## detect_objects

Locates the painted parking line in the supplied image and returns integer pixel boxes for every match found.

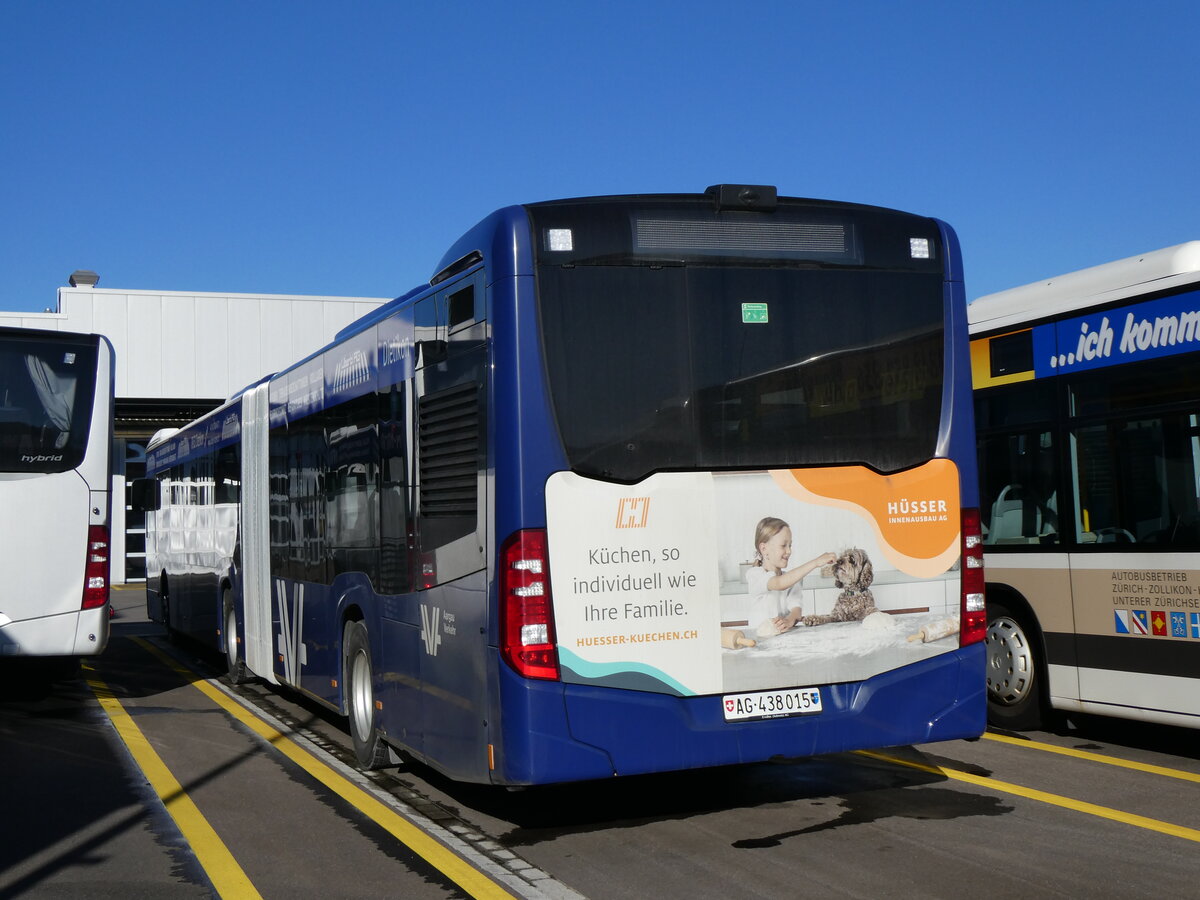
[982,731,1200,784]
[129,637,528,900]
[856,748,1200,844]
[84,664,262,899]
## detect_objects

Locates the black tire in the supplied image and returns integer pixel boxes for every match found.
[985,602,1045,730]
[160,578,177,643]
[344,621,390,769]
[223,589,249,685]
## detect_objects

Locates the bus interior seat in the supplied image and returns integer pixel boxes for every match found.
[988,484,1057,544]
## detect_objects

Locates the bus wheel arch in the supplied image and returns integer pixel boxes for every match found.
[343,618,390,770]
[222,584,249,684]
[985,584,1047,730]
[159,573,176,642]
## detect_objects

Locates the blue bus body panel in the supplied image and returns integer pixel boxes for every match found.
[935,218,979,508]
[412,572,491,781]
[491,643,984,784]
[435,206,533,283]
[492,663,618,784]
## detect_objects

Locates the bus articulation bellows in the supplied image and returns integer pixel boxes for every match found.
[139,186,985,785]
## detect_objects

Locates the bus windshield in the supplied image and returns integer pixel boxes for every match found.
[536,264,945,480]
[0,331,99,473]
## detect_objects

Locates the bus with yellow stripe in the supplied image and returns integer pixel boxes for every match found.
[971,242,1200,729]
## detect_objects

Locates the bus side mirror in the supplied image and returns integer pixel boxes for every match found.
[131,478,159,512]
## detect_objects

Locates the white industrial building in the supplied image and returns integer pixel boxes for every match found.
[0,271,389,583]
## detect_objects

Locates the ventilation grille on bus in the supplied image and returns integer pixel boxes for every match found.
[418,383,479,517]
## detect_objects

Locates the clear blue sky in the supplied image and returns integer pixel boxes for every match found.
[2,1,1197,313]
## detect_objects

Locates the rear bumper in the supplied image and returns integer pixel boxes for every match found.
[0,606,110,657]
[491,642,985,785]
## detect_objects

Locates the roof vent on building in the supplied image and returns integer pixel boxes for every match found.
[69,270,99,288]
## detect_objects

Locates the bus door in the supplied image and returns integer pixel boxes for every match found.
[976,402,1081,705]
[375,305,423,755]
[1069,412,1200,716]
[412,273,490,777]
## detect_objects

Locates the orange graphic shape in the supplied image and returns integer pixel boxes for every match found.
[770,460,961,577]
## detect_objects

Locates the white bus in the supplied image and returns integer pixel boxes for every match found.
[970,242,1200,729]
[0,326,115,660]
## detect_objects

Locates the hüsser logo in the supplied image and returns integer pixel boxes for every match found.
[887,498,949,516]
[615,497,650,529]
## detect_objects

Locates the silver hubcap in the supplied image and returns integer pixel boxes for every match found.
[350,649,373,742]
[986,615,1034,706]
[225,607,237,664]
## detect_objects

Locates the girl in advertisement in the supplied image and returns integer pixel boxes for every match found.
[747,516,836,638]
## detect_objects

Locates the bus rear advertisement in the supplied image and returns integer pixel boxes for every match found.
[141,186,985,785]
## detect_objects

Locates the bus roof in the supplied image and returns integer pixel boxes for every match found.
[968,241,1200,334]
[146,427,180,450]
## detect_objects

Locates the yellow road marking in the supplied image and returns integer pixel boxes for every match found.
[130,638,518,900]
[982,731,1200,784]
[857,748,1200,844]
[84,665,262,899]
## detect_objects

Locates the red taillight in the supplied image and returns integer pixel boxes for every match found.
[82,525,110,611]
[499,529,560,680]
[419,552,437,590]
[960,508,986,645]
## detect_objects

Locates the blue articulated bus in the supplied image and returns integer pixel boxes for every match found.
[140,185,986,785]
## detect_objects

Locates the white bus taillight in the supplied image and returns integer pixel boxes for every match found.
[82,525,110,610]
[499,529,560,680]
[960,508,986,645]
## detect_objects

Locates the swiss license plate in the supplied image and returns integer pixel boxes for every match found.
[722,687,823,722]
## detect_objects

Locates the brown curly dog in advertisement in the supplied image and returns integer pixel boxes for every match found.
[801,547,877,626]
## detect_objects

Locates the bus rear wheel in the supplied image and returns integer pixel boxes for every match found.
[344,621,390,770]
[985,602,1044,730]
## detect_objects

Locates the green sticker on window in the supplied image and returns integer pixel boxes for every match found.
[741,302,769,324]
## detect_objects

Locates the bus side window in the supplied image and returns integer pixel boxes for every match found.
[977,429,1059,545]
[378,382,413,595]
[447,280,485,345]
[1072,414,1200,546]
[415,294,446,367]
[131,477,159,512]
[292,417,328,583]
[268,426,290,572]
[215,445,240,504]
[325,392,380,583]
